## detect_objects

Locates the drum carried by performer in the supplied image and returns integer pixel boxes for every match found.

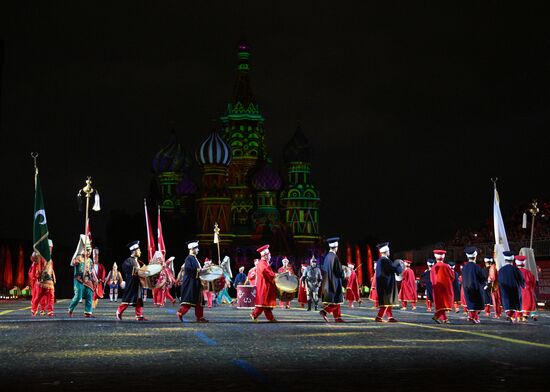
[277,257,297,309]
[177,240,209,323]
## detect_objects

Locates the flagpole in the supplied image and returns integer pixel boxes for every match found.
[214,223,221,264]
[80,178,94,268]
[528,200,539,249]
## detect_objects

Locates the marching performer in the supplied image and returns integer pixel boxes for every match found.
[498,251,525,323]
[278,257,295,309]
[217,256,234,305]
[116,241,148,321]
[177,240,208,323]
[461,247,486,323]
[201,258,215,308]
[30,239,56,317]
[368,263,378,307]
[245,259,259,285]
[375,242,402,322]
[345,261,361,308]
[250,245,277,322]
[459,265,468,314]
[486,256,502,318]
[68,235,97,318]
[430,249,454,324]
[398,260,417,310]
[516,255,536,322]
[162,256,178,305]
[92,247,106,309]
[421,259,434,311]
[105,262,123,302]
[320,237,346,323]
[482,257,493,316]
[298,263,308,308]
[448,261,461,313]
[302,257,322,311]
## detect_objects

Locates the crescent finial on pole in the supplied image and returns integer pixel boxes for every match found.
[31,152,39,172]
[491,177,498,188]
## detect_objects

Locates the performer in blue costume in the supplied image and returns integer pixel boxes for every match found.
[498,251,525,323]
[461,247,486,324]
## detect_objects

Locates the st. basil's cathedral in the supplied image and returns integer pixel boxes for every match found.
[150,42,321,265]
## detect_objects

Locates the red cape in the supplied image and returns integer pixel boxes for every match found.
[398,268,417,301]
[519,268,536,312]
[430,262,455,312]
[345,270,360,301]
[255,258,277,307]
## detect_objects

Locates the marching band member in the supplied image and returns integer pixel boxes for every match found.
[68,235,97,318]
[345,261,361,308]
[217,256,234,305]
[461,247,485,324]
[30,239,56,317]
[375,242,402,322]
[448,261,461,313]
[302,257,322,311]
[245,259,259,285]
[516,255,536,322]
[201,258,215,308]
[278,257,294,309]
[250,244,277,322]
[368,263,378,307]
[92,247,105,309]
[162,256,178,305]
[498,251,524,323]
[320,237,346,323]
[298,263,309,308]
[398,260,417,310]
[459,265,468,314]
[430,249,454,324]
[482,257,493,316]
[486,256,502,318]
[151,251,166,306]
[105,262,123,302]
[116,241,148,321]
[177,240,208,323]
[421,259,434,311]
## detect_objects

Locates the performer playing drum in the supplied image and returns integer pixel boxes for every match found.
[250,244,278,322]
[116,241,148,321]
[177,240,209,323]
[277,257,295,308]
[320,237,346,323]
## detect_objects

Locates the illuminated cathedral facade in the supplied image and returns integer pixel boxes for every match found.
[152,42,321,259]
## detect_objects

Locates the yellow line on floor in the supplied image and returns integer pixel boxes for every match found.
[342,313,550,349]
[0,299,67,316]
[317,345,432,350]
[300,332,370,337]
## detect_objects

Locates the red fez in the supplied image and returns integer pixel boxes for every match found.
[256,244,270,254]
[433,250,447,255]
[514,255,527,262]
[404,259,411,265]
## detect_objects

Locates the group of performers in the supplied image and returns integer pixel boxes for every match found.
[26,233,539,325]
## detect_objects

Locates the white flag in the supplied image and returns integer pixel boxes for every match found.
[493,184,509,270]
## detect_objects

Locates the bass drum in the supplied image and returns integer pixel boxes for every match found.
[394,259,405,282]
[138,264,163,288]
[275,272,299,301]
[199,265,224,282]
[236,285,257,309]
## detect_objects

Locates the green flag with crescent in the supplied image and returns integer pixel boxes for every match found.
[33,167,51,262]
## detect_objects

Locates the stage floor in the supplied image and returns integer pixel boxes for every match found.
[0,299,549,391]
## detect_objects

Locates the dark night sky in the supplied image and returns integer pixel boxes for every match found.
[1,2,549,253]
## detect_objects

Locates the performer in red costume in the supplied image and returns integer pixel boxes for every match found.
[486,256,502,318]
[368,263,378,307]
[30,239,56,317]
[201,258,215,308]
[399,260,417,310]
[516,255,536,322]
[245,259,259,285]
[298,263,308,308]
[250,245,277,322]
[277,257,295,309]
[430,249,455,324]
[345,261,361,308]
[92,248,106,309]
[162,256,177,305]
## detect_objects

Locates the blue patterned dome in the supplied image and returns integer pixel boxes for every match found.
[252,163,282,191]
[152,132,190,174]
[197,131,232,166]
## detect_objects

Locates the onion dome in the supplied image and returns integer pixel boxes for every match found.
[176,175,197,195]
[252,163,282,191]
[283,125,312,163]
[196,131,232,166]
[152,131,190,174]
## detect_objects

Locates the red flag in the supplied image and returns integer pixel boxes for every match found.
[346,242,352,265]
[16,244,25,287]
[144,199,156,263]
[355,244,363,286]
[157,205,166,257]
[366,244,374,283]
[4,245,13,288]
[0,244,5,287]
[85,218,93,249]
